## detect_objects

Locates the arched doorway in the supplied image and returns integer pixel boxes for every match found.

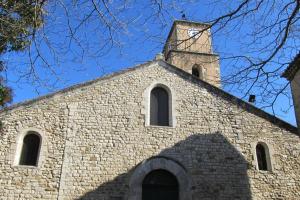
[142,169,179,200]
[128,157,191,200]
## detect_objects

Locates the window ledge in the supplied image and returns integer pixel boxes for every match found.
[146,125,175,129]
[13,164,39,169]
[256,169,273,174]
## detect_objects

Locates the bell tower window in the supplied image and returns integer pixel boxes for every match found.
[192,64,206,81]
[192,66,200,77]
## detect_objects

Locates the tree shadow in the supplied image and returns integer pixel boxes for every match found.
[77,132,251,200]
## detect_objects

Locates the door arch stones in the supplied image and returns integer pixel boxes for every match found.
[128,156,192,200]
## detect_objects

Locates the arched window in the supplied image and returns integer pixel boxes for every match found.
[150,87,169,126]
[142,169,179,200]
[192,66,200,77]
[192,64,206,80]
[256,143,269,171]
[19,132,41,166]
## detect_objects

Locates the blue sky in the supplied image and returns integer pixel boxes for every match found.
[2,1,298,126]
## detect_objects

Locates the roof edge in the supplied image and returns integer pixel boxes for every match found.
[165,49,219,60]
[157,60,298,135]
[174,20,212,27]
[0,61,156,113]
[1,59,297,135]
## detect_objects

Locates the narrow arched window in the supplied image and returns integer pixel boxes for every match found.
[19,132,41,166]
[256,143,269,171]
[192,66,200,77]
[142,169,179,200]
[150,87,169,126]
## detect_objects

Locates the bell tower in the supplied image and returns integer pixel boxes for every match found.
[163,20,221,87]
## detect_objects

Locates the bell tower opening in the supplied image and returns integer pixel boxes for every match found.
[163,20,221,87]
[192,66,200,78]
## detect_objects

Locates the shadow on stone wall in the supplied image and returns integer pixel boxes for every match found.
[77,132,252,200]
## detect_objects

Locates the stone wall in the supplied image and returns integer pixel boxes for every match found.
[0,61,299,199]
[0,99,68,199]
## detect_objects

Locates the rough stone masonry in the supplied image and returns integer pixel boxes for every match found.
[0,20,299,200]
[0,60,299,199]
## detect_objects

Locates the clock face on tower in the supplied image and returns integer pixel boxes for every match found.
[187,28,200,38]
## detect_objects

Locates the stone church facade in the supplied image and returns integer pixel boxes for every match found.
[0,20,299,200]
